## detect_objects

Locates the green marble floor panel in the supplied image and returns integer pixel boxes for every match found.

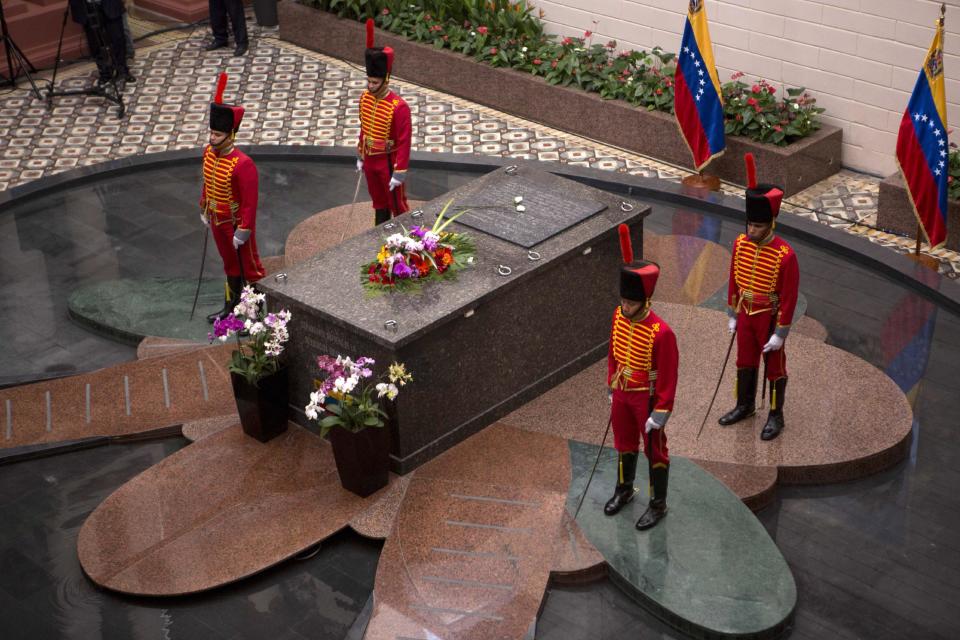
[567,441,796,639]
[68,277,225,344]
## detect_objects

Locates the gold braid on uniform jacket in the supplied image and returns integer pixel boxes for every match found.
[733,234,788,313]
[359,90,400,155]
[202,147,241,218]
[610,307,659,391]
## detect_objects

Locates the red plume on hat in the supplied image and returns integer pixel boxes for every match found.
[618,223,634,264]
[366,18,375,48]
[745,152,757,189]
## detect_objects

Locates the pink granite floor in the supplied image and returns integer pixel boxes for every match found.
[78,422,400,596]
[362,424,575,640]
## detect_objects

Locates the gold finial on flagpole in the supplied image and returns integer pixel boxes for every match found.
[941,3,946,25]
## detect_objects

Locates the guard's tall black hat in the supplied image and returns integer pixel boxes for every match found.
[744,153,783,224]
[618,224,659,302]
[209,73,244,134]
[364,19,394,79]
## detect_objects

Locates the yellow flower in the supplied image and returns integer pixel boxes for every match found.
[388,362,413,386]
[377,245,389,263]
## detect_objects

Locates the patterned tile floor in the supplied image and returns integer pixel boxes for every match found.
[2,10,958,279]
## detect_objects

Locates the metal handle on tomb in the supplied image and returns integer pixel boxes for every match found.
[274,273,288,283]
[527,251,541,261]
[497,265,512,276]
[620,202,634,212]
[384,320,398,332]
[504,165,518,175]
[411,210,423,218]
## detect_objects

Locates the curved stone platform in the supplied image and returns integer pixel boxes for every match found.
[0,343,235,449]
[78,423,397,596]
[364,424,570,640]
[502,302,913,493]
[568,442,796,639]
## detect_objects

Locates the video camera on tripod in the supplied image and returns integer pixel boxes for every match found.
[46,0,133,117]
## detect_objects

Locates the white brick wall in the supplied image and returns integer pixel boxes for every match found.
[527,0,960,176]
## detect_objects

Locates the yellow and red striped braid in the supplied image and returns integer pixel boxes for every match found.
[733,234,785,296]
[359,92,396,143]
[611,307,656,373]
[201,147,239,206]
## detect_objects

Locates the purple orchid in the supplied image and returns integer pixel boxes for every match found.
[393,259,414,279]
[211,313,246,340]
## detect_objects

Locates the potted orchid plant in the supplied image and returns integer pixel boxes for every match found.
[305,355,412,496]
[210,286,292,443]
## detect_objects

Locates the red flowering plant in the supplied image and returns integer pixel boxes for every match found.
[721,74,825,146]
[360,200,476,294]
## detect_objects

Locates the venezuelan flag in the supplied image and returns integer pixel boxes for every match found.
[673,0,725,171]
[895,12,949,249]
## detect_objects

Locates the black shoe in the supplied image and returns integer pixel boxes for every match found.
[761,413,784,440]
[123,72,136,84]
[604,484,636,516]
[205,40,229,51]
[635,500,667,530]
[374,208,391,225]
[233,43,248,56]
[718,368,758,426]
[718,404,755,425]
[760,378,787,440]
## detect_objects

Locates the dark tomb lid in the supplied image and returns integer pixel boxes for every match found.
[450,170,607,248]
[261,163,649,347]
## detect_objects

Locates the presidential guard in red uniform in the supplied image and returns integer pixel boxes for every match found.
[201,73,265,323]
[357,18,412,226]
[719,153,799,440]
[605,224,679,531]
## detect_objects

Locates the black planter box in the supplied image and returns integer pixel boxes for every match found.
[231,367,290,443]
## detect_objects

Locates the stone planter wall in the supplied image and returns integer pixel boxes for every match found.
[278,1,842,197]
[877,172,960,251]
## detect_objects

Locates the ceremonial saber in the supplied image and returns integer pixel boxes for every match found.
[341,170,364,243]
[696,329,737,439]
[188,224,210,321]
[573,416,613,521]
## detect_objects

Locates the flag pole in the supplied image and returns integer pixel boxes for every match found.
[681,170,721,191]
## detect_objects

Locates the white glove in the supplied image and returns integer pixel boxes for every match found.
[232,235,242,249]
[607,390,613,404]
[727,316,737,334]
[644,417,661,434]
[200,212,209,227]
[389,176,402,191]
[356,158,363,172]
[762,334,784,353]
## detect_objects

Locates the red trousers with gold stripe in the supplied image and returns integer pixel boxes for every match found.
[736,309,787,380]
[211,218,265,282]
[362,154,409,216]
[611,389,669,467]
